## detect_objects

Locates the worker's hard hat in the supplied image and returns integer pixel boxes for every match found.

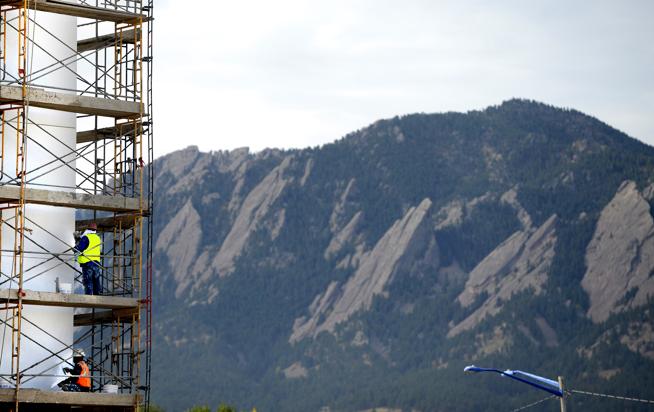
[88,222,97,230]
[73,349,86,358]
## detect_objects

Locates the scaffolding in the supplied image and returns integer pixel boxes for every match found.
[0,0,153,410]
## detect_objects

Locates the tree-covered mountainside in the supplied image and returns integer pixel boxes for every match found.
[151,99,654,411]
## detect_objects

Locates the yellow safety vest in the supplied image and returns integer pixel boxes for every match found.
[78,233,102,264]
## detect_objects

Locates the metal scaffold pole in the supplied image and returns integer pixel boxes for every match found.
[0,0,153,410]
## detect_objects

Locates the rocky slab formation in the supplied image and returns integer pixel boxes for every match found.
[324,211,364,260]
[156,145,202,181]
[291,198,434,343]
[157,146,251,196]
[155,199,202,298]
[324,179,366,262]
[329,178,360,233]
[448,214,557,337]
[582,181,654,323]
[154,147,290,300]
[210,155,294,278]
[290,281,340,343]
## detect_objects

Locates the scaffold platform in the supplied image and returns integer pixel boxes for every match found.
[0,388,138,410]
[0,289,139,310]
[77,122,142,144]
[0,85,143,118]
[0,186,141,212]
[78,29,140,53]
[0,0,146,23]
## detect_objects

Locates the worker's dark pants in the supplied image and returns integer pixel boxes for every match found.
[81,262,102,295]
[60,382,90,392]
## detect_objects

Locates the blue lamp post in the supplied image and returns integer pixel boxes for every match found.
[464,365,567,411]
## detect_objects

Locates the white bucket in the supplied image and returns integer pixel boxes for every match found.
[59,283,72,294]
[102,384,118,394]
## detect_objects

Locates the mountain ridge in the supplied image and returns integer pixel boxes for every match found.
[152,99,654,411]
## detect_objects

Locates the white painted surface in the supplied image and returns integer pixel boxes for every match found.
[0,10,77,390]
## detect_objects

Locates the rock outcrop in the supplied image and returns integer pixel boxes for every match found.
[155,199,202,298]
[291,198,434,342]
[434,200,464,230]
[324,211,364,260]
[620,321,654,360]
[160,146,251,195]
[500,188,533,229]
[449,214,557,337]
[209,155,294,278]
[329,178,360,233]
[282,362,309,379]
[582,181,654,322]
[157,145,203,181]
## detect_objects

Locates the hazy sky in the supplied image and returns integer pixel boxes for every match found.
[154,0,653,157]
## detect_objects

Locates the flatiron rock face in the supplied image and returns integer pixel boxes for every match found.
[449,214,557,337]
[582,180,654,323]
[291,198,434,342]
[211,155,294,278]
[156,199,202,298]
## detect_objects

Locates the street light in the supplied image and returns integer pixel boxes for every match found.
[464,365,567,411]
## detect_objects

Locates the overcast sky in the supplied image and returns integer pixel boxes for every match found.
[154,0,653,157]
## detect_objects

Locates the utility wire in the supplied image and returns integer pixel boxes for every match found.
[570,389,654,405]
[508,386,654,411]
[510,395,557,411]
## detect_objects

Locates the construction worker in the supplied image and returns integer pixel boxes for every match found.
[58,349,91,392]
[75,222,102,295]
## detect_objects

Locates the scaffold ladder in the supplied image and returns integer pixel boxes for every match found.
[11,1,29,409]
